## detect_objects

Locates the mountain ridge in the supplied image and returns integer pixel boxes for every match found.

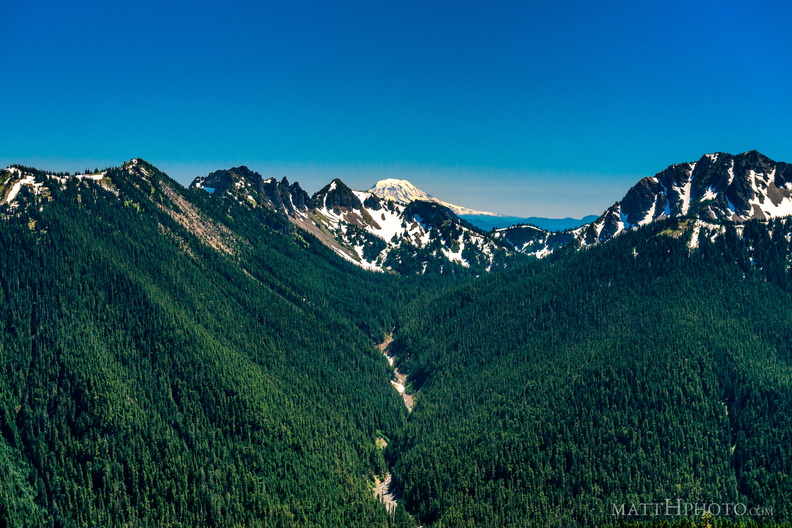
[495,150,792,258]
[5,149,792,269]
[3,152,792,526]
[188,169,520,275]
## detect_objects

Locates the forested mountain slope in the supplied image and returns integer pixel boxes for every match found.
[0,160,436,526]
[389,218,792,526]
[3,157,792,527]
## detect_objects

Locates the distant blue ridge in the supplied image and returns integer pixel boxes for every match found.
[460,214,598,232]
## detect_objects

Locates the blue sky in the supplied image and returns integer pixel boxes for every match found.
[2,1,791,217]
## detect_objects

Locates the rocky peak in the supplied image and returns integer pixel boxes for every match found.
[190,166,264,196]
[496,150,792,259]
[312,179,362,212]
[402,200,460,228]
[260,176,311,215]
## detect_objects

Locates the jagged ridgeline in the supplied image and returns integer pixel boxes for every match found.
[4,152,792,528]
[494,150,792,257]
[0,159,435,526]
[190,167,522,275]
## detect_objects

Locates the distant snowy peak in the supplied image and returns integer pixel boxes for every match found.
[368,178,499,217]
[369,179,432,204]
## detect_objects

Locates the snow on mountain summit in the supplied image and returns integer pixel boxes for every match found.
[495,150,792,259]
[369,179,433,204]
[368,179,498,216]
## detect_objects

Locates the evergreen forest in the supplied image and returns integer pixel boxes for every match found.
[1,162,792,527]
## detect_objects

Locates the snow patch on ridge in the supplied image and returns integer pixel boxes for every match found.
[677,162,695,215]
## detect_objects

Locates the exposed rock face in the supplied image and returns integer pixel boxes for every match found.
[497,151,792,257]
[260,177,311,215]
[191,172,518,274]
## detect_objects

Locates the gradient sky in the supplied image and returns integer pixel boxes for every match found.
[2,1,791,217]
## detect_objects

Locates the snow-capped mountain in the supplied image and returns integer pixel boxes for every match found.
[574,150,792,246]
[7,150,791,270]
[369,178,498,216]
[191,170,518,274]
[497,150,792,258]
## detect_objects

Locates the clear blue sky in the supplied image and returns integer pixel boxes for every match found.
[2,0,791,217]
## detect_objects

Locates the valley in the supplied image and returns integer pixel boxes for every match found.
[378,334,414,412]
[1,152,792,526]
